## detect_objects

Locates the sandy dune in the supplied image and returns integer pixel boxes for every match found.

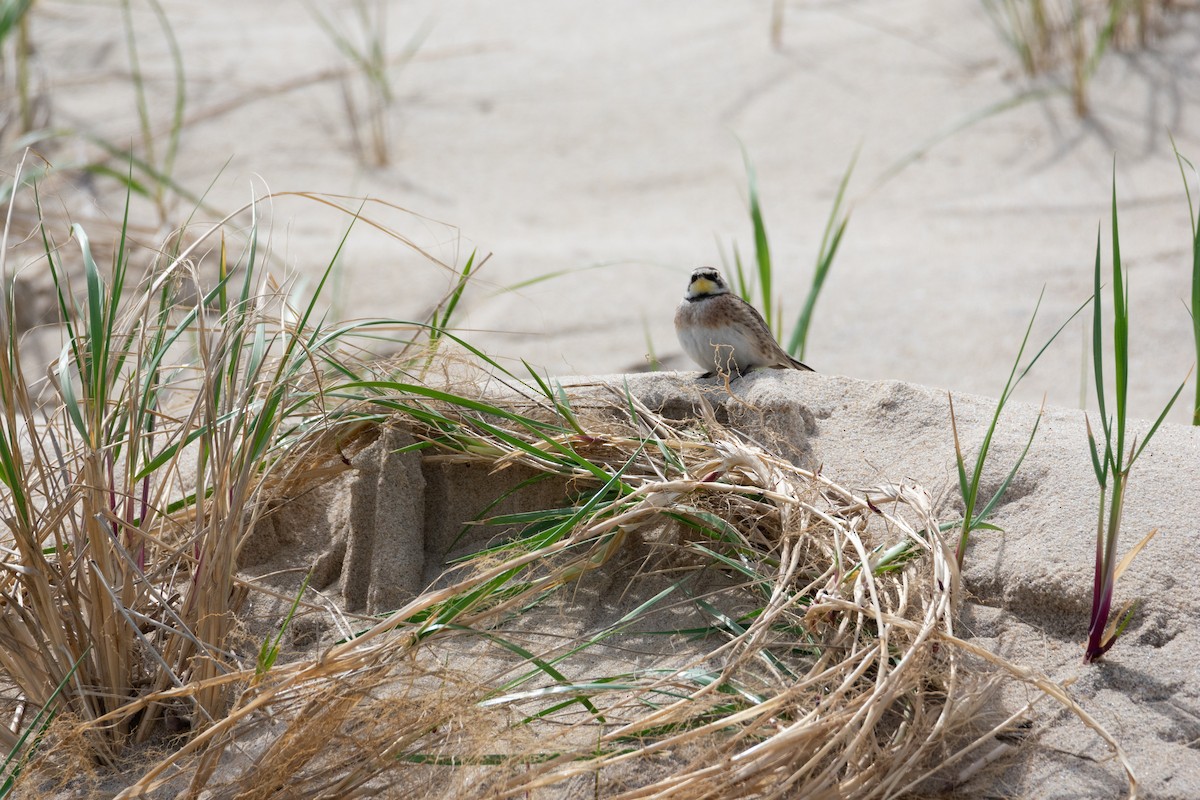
[9,1,1200,796]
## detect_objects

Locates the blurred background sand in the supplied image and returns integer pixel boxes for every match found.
[13,0,1200,421]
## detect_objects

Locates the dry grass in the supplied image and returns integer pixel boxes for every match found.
[0,154,1137,797]
[983,0,1199,114]
[0,156,470,793]
[25,382,1135,799]
[0,4,1159,793]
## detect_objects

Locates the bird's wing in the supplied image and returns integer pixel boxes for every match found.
[736,296,814,370]
[738,296,774,336]
[787,355,816,372]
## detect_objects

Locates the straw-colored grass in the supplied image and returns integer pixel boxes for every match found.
[0,156,468,792]
[982,0,1198,114]
[0,155,1136,797]
[35,380,1133,799]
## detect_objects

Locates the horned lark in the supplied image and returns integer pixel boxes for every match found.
[674,266,815,378]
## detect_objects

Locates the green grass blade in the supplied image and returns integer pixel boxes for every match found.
[146,0,186,199]
[1091,224,1110,473]
[694,597,795,680]
[787,149,856,357]
[82,164,151,198]
[1103,600,1140,652]
[953,286,1082,566]
[1085,415,1105,486]
[553,382,585,436]
[948,395,971,511]
[1015,293,1091,389]
[256,571,311,678]
[1110,169,1127,472]
[73,224,106,406]
[120,0,155,169]
[1193,222,1200,426]
[687,543,766,584]
[81,134,209,210]
[1178,141,1200,425]
[436,249,475,332]
[496,261,627,295]
[56,342,88,440]
[1171,135,1197,241]
[623,378,684,475]
[666,509,753,548]
[872,90,1050,191]
[1130,374,1189,466]
[0,0,34,43]
[459,628,605,721]
[0,647,89,795]
[428,457,637,623]
[974,405,1042,524]
[532,580,683,680]
[739,145,773,334]
[787,218,843,359]
[448,472,559,549]
[521,360,555,402]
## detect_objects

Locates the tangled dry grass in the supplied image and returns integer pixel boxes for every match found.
[0,157,1138,797]
[18,384,1131,799]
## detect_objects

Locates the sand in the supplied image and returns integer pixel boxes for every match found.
[20,0,1200,420]
[240,370,1200,798]
[8,0,1200,796]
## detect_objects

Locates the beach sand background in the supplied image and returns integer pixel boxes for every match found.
[7,1,1200,797]
[19,0,1200,419]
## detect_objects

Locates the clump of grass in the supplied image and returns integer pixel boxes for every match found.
[0,151,1141,797]
[0,155,475,776]
[307,0,428,167]
[1082,169,1186,663]
[981,0,1189,115]
[85,367,1137,797]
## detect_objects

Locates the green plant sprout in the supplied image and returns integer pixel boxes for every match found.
[1083,169,1187,663]
[256,572,313,680]
[951,289,1087,570]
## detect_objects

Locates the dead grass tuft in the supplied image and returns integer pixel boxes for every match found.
[97,383,1134,799]
[0,155,1135,797]
[985,0,1199,114]
[0,156,477,792]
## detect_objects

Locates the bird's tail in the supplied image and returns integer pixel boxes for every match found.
[788,356,815,372]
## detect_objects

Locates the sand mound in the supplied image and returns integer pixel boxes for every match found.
[183,369,1198,798]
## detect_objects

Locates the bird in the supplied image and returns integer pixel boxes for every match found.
[674,266,815,378]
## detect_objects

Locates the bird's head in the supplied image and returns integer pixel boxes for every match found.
[685,267,730,299]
